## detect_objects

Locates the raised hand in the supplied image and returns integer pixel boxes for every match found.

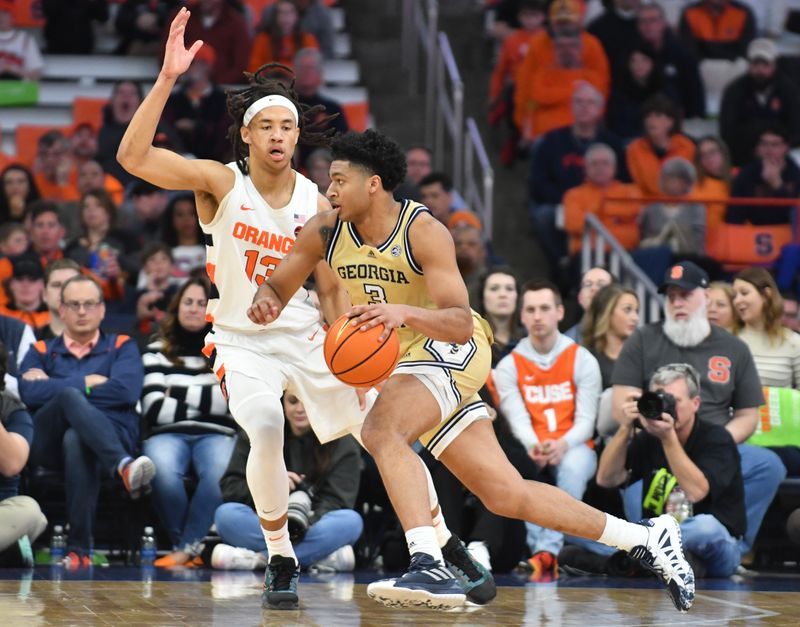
[162,8,204,80]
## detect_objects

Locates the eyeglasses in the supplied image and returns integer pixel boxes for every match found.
[62,300,103,312]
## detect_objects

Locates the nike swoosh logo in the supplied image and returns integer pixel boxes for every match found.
[240,204,254,211]
[307,328,320,342]
[524,375,535,382]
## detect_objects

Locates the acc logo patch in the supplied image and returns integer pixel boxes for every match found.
[391,245,402,257]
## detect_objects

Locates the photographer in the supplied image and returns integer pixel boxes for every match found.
[212,394,363,571]
[598,364,744,577]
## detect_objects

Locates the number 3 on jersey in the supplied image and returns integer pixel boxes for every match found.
[364,283,387,304]
[244,250,280,285]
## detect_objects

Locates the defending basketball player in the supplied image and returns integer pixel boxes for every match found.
[248,130,696,613]
[116,8,493,611]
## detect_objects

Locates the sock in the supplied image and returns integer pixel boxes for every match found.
[419,458,452,547]
[597,514,649,552]
[262,520,297,564]
[117,456,133,474]
[405,526,443,563]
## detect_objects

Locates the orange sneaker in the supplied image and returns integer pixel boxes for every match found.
[63,551,92,570]
[526,551,558,582]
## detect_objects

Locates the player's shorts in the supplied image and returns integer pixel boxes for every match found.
[393,312,493,458]
[204,323,369,443]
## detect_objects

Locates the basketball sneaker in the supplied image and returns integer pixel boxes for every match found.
[628,515,695,612]
[442,535,496,605]
[119,456,156,499]
[524,551,558,582]
[367,552,466,610]
[262,555,300,610]
[211,544,268,571]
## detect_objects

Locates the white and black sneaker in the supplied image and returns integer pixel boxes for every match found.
[367,552,466,610]
[629,515,695,612]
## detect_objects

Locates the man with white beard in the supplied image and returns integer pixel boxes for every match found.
[611,261,786,560]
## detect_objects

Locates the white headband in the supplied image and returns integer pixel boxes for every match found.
[243,95,299,127]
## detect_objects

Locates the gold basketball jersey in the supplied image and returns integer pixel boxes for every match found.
[325,200,434,354]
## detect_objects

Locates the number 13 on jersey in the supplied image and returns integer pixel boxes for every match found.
[244,250,280,285]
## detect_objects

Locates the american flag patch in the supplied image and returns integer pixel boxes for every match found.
[293,214,307,225]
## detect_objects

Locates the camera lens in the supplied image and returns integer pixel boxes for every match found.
[637,392,664,420]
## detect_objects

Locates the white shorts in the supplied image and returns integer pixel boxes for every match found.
[205,324,369,443]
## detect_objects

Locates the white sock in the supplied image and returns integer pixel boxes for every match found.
[597,514,649,552]
[261,520,297,564]
[418,458,453,547]
[405,526,443,563]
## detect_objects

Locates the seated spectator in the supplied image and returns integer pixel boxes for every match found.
[476,266,526,366]
[692,136,732,234]
[123,181,169,247]
[394,145,432,202]
[1,164,40,223]
[76,160,125,208]
[166,0,251,85]
[636,3,706,120]
[639,157,706,256]
[291,47,348,168]
[0,342,47,567]
[726,124,800,226]
[163,45,230,162]
[33,131,80,204]
[0,3,43,80]
[42,0,108,54]
[587,0,641,86]
[514,0,610,143]
[212,394,363,572]
[488,0,526,41]
[782,292,800,334]
[707,281,739,334]
[0,313,35,399]
[606,43,665,141]
[249,0,318,72]
[679,0,755,61]
[719,38,800,167]
[260,0,335,59]
[0,257,49,331]
[141,278,236,567]
[494,280,601,579]
[25,200,66,266]
[626,94,696,198]
[452,224,489,310]
[136,243,181,339]
[39,259,81,340]
[114,0,180,56]
[305,147,332,194]
[160,194,205,280]
[19,274,150,568]
[598,363,745,577]
[0,223,28,259]
[564,266,614,342]
[419,172,457,225]
[582,284,640,389]
[732,267,800,388]
[563,143,641,255]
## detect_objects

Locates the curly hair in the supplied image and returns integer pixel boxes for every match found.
[226,63,337,175]
[330,129,407,191]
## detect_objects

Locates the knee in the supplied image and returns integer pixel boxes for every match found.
[360,415,399,455]
[237,405,284,452]
[214,502,252,539]
[685,513,720,539]
[62,428,82,455]
[57,387,86,406]
[476,480,522,519]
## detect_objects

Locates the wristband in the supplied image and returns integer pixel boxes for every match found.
[85,385,92,395]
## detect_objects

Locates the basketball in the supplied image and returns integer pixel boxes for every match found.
[323,313,400,387]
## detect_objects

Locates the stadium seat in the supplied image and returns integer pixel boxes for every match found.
[14,124,70,167]
[706,223,795,270]
[73,97,109,129]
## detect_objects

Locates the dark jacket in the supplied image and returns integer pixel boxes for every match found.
[42,0,108,54]
[727,158,800,225]
[649,29,706,119]
[163,85,231,162]
[220,430,362,524]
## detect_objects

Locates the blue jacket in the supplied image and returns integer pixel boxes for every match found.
[18,332,144,447]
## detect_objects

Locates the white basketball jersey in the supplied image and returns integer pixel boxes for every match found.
[201,163,320,334]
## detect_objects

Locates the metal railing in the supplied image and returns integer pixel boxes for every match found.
[581,214,663,324]
[401,0,494,235]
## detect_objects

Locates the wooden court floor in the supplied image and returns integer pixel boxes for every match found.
[2,569,800,626]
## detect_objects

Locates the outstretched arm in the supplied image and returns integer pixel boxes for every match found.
[116,8,232,216]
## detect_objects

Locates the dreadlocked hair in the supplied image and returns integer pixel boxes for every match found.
[226,63,338,175]
[330,129,407,191]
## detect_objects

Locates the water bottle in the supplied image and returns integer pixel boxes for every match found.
[140,526,157,566]
[665,486,693,523]
[50,525,66,565]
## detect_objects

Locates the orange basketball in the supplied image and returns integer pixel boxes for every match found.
[323,313,400,387]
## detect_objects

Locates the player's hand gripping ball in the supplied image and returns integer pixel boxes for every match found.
[323,313,400,387]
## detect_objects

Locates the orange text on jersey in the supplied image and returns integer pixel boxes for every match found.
[232,222,294,255]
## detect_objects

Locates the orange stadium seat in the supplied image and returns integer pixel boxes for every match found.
[706,223,795,270]
[343,101,368,132]
[12,0,45,27]
[14,125,69,168]
[73,97,108,130]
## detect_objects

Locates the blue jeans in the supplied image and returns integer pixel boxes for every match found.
[526,444,596,556]
[30,388,135,552]
[143,433,235,552]
[738,444,786,552]
[682,514,741,577]
[214,502,364,567]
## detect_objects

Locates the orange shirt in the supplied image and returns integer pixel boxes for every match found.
[625,134,697,198]
[563,181,642,254]
[34,170,80,203]
[692,176,730,239]
[248,32,319,72]
[514,30,610,140]
[489,29,536,102]
[0,306,49,330]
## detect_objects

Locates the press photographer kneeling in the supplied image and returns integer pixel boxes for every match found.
[597,363,745,577]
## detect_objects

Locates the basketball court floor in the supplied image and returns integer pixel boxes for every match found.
[2,566,799,626]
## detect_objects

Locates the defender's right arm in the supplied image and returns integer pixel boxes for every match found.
[116,8,232,218]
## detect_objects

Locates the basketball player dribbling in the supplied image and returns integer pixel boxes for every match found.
[117,8,494,611]
[248,129,696,613]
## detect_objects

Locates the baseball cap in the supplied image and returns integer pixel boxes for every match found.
[11,257,44,281]
[549,0,582,24]
[447,210,482,231]
[748,38,778,63]
[658,261,709,294]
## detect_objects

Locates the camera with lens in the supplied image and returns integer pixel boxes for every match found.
[287,481,314,542]
[637,391,676,421]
